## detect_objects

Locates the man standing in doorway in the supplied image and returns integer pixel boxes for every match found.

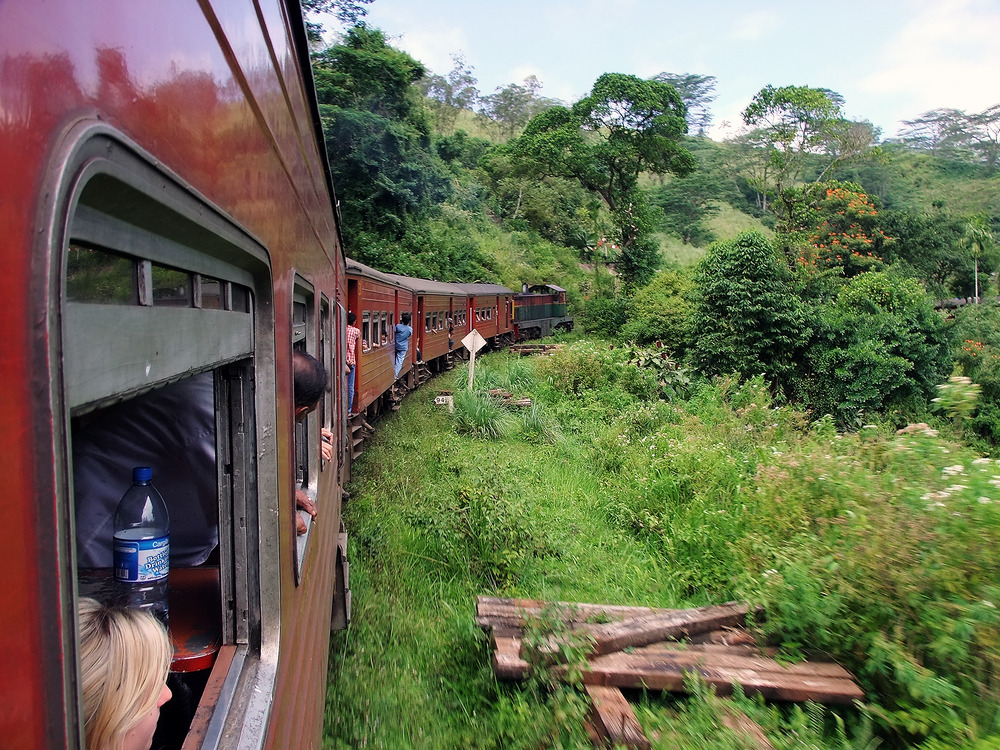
[394,312,412,379]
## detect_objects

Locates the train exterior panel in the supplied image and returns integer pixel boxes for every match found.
[456,284,515,347]
[1,1,347,748]
[513,284,574,340]
[388,275,468,365]
[346,260,414,414]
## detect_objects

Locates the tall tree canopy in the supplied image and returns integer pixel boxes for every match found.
[651,72,717,135]
[312,27,451,251]
[479,75,561,140]
[496,73,695,286]
[299,0,373,42]
[736,85,880,213]
[419,54,480,133]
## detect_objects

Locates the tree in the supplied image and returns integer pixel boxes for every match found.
[312,28,452,252]
[805,272,950,426]
[299,0,373,42]
[500,73,696,287]
[620,269,693,349]
[735,85,880,214]
[688,230,810,394]
[651,72,717,135]
[779,180,889,278]
[479,76,560,140]
[420,54,480,133]
[896,104,1000,172]
[961,212,998,300]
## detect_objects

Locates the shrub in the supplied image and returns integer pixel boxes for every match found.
[688,230,810,396]
[805,272,951,427]
[620,269,693,350]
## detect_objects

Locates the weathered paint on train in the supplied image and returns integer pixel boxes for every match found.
[0,1,346,747]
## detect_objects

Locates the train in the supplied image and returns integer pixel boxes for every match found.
[345,261,573,424]
[0,2,571,748]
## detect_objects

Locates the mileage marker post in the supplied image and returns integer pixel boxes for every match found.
[462,328,488,389]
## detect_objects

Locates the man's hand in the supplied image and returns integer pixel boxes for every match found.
[321,427,334,463]
[296,489,317,518]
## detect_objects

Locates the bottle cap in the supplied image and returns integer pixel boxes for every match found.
[132,466,153,482]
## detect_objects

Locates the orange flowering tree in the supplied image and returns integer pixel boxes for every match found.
[779,180,891,279]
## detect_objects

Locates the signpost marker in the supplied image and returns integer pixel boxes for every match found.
[462,329,488,389]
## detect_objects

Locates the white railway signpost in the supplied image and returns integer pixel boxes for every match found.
[462,329,488,389]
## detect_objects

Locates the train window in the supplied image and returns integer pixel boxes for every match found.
[389,312,395,342]
[54,133,284,750]
[381,311,388,342]
[362,311,371,351]
[425,311,431,332]
[320,295,331,472]
[151,263,192,307]
[199,276,225,310]
[372,311,381,347]
[293,280,317,579]
[66,244,137,304]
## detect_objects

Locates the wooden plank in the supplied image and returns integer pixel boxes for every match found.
[582,651,864,704]
[585,685,651,750]
[492,636,530,680]
[533,603,753,659]
[477,596,670,624]
[630,645,854,679]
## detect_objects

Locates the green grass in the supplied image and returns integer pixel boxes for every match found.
[324,346,1000,749]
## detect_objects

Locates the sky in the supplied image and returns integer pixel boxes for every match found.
[321,0,1000,140]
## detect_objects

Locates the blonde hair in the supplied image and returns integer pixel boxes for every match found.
[77,598,172,750]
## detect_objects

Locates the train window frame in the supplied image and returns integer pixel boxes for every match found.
[381,311,388,343]
[361,311,371,352]
[51,128,280,749]
[292,276,318,581]
[320,295,332,474]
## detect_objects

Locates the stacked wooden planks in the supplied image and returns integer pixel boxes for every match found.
[509,343,565,356]
[477,596,864,750]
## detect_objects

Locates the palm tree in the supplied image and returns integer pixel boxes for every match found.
[962,213,996,302]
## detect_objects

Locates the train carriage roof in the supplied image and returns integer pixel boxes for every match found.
[454,282,515,296]
[346,258,411,290]
[385,274,467,297]
[524,284,566,294]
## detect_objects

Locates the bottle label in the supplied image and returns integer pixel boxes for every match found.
[114,535,169,582]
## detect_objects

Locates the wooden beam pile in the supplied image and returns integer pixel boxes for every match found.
[509,343,565,356]
[477,596,864,750]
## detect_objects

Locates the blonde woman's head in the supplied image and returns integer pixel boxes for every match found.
[77,598,172,750]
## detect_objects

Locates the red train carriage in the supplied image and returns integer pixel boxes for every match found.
[1,1,350,748]
[387,275,470,374]
[345,259,414,416]
[455,283,516,348]
[513,284,575,340]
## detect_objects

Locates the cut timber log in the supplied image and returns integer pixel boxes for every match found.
[493,636,863,705]
[476,595,675,627]
[585,685,651,750]
[531,602,757,661]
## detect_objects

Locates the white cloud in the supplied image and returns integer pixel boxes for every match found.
[859,0,1000,122]
[727,8,782,41]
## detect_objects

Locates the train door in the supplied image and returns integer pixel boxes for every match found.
[416,295,425,371]
[53,132,280,748]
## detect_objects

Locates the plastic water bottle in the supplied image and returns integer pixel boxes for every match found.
[113,466,170,624]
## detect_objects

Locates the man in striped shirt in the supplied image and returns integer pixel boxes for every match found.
[345,311,360,416]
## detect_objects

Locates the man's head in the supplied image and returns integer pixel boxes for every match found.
[292,351,328,421]
[400,312,411,326]
[347,312,356,325]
